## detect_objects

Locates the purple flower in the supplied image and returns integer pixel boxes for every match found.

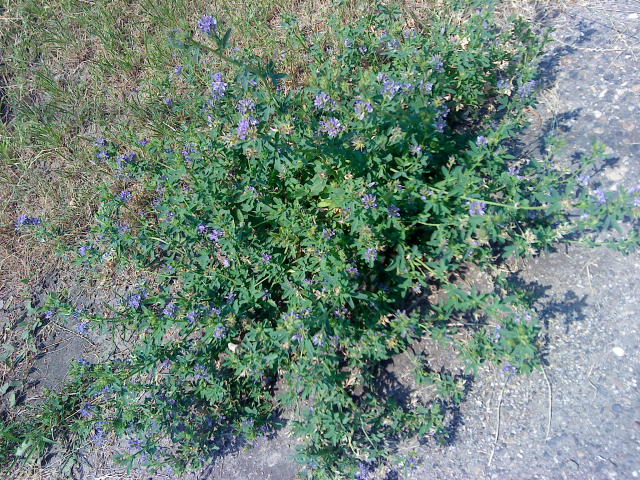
[95,137,108,147]
[346,265,359,276]
[502,364,518,376]
[76,322,89,334]
[163,301,178,317]
[15,215,42,229]
[193,364,208,380]
[434,116,447,133]
[354,100,373,120]
[198,15,218,35]
[387,205,400,217]
[322,228,336,240]
[418,80,433,94]
[355,461,373,480]
[508,165,521,177]
[164,97,173,107]
[312,334,325,346]
[593,188,607,205]
[578,174,591,186]
[96,151,109,160]
[409,144,422,156]
[237,98,255,114]
[138,138,149,146]
[77,357,90,367]
[517,80,536,98]
[78,245,91,256]
[44,310,54,319]
[197,224,207,234]
[467,200,487,216]
[237,116,258,140]
[291,332,303,342]
[431,55,444,72]
[186,311,198,323]
[319,117,345,137]
[80,402,94,418]
[361,193,378,209]
[210,306,222,316]
[127,293,142,309]
[261,253,272,263]
[91,426,105,445]
[128,437,143,451]
[208,229,224,242]
[344,38,353,48]
[118,190,132,202]
[476,135,489,146]
[210,72,227,101]
[173,65,183,75]
[213,325,226,339]
[226,291,237,304]
[364,247,377,263]
[314,91,336,111]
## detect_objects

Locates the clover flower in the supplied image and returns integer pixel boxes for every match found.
[78,245,91,256]
[213,326,227,339]
[186,311,198,323]
[354,99,373,120]
[163,301,178,317]
[95,137,108,147]
[237,98,255,114]
[467,200,487,216]
[476,135,489,146]
[118,190,132,202]
[319,117,345,137]
[261,253,272,263]
[198,15,218,35]
[387,205,400,217]
[409,144,422,156]
[346,265,359,276]
[517,80,536,98]
[80,402,94,417]
[15,215,42,229]
[322,228,336,240]
[364,247,377,263]
[96,151,109,161]
[361,194,378,209]
[76,322,89,334]
[431,55,444,72]
[237,116,258,140]
[502,364,517,376]
[314,91,336,111]
[593,188,607,205]
[210,72,227,101]
[208,228,224,242]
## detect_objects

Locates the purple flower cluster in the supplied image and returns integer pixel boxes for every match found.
[261,253,272,263]
[431,55,444,72]
[593,188,607,204]
[517,80,536,98]
[78,245,91,256]
[502,364,518,376]
[186,311,198,323]
[116,152,136,170]
[210,72,227,101]
[213,325,227,339]
[377,73,413,99]
[418,80,433,94]
[311,333,325,346]
[15,215,42,229]
[237,98,256,114]
[361,194,378,209]
[198,15,218,35]
[95,137,108,147]
[76,321,89,334]
[346,265,359,276]
[118,190,132,202]
[193,364,208,380]
[476,135,489,146]
[355,462,373,480]
[182,143,197,162]
[80,402,94,417]
[364,247,377,263]
[314,91,336,111]
[163,301,178,317]
[91,423,106,445]
[387,205,400,217]
[467,200,487,216]
[409,144,422,156]
[237,116,258,140]
[322,228,336,240]
[319,117,345,137]
[354,99,373,120]
[434,105,450,133]
[173,65,183,75]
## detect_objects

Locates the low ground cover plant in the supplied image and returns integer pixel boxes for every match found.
[3,1,639,478]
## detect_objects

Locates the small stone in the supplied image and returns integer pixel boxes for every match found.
[629,13,639,20]
[622,122,636,132]
[593,110,603,119]
[611,404,623,413]
[612,347,625,357]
